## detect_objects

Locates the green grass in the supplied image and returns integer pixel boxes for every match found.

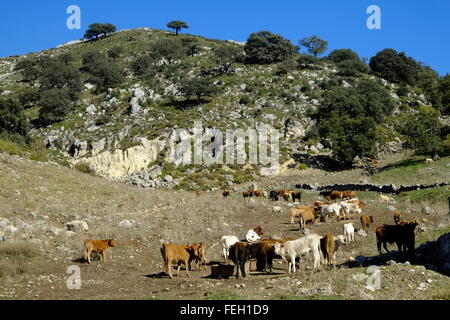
[416,227,450,247]
[371,156,450,185]
[397,187,450,204]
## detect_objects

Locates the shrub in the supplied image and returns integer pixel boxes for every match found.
[150,38,186,65]
[319,79,394,122]
[213,44,243,75]
[399,106,443,155]
[0,96,29,139]
[179,77,219,102]
[244,31,298,64]
[327,49,360,63]
[38,88,72,125]
[297,54,321,70]
[276,58,298,75]
[82,51,123,91]
[369,48,422,85]
[337,60,369,77]
[131,55,153,76]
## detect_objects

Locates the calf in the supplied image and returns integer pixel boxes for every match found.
[360,214,374,231]
[246,226,264,243]
[222,190,230,198]
[189,243,208,271]
[320,234,335,266]
[394,211,402,225]
[425,158,434,164]
[84,238,118,264]
[379,194,392,203]
[228,242,259,279]
[160,243,193,279]
[221,235,240,263]
[274,234,322,273]
[343,223,355,244]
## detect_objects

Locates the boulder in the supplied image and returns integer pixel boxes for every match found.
[272,206,283,214]
[66,220,89,232]
[118,220,138,228]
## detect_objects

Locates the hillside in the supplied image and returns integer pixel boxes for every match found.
[1,27,449,191]
[0,152,449,300]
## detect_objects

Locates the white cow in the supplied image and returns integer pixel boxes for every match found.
[245,229,261,243]
[343,223,355,244]
[273,233,322,273]
[317,203,345,221]
[221,235,239,263]
[340,200,365,216]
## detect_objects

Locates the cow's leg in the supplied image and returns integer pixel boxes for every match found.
[185,260,191,277]
[176,263,182,277]
[291,256,296,273]
[85,249,91,264]
[383,242,390,254]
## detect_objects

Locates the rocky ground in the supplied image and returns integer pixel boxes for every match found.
[0,153,449,300]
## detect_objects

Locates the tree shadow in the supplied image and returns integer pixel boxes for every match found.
[163,98,209,110]
[377,157,426,173]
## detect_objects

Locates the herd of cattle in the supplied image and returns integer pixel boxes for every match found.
[82,188,421,279]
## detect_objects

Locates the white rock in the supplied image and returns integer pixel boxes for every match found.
[66,220,89,232]
[118,220,138,228]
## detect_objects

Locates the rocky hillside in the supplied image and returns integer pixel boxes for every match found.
[1,28,448,191]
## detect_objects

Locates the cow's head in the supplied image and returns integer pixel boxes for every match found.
[369,216,374,224]
[109,238,119,247]
[253,226,264,236]
[273,242,284,256]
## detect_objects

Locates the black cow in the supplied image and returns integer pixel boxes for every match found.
[269,190,279,201]
[228,242,259,279]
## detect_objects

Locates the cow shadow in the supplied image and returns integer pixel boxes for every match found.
[338,239,449,276]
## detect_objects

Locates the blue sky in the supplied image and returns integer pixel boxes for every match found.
[1,0,449,75]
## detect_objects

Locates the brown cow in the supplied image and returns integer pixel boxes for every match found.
[320,234,335,266]
[290,206,314,224]
[84,238,118,264]
[394,211,402,225]
[189,243,208,271]
[342,190,357,199]
[360,214,374,231]
[278,190,293,202]
[253,190,265,198]
[255,238,295,274]
[223,190,231,198]
[298,207,318,230]
[160,243,193,279]
[243,191,253,198]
